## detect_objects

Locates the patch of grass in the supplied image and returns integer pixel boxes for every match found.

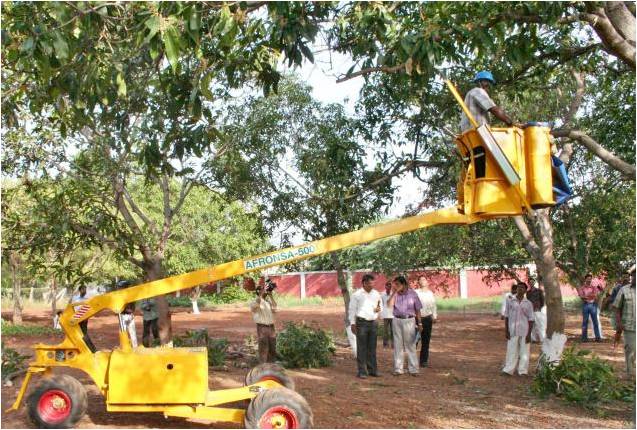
[437,295,581,313]
[1,320,57,336]
[273,295,344,308]
[437,297,502,313]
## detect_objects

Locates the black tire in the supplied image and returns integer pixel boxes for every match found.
[244,387,313,429]
[27,374,87,429]
[245,363,294,390]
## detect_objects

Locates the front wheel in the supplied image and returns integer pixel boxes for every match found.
[245,387,313,429]
[27,374,87,429]
[245,363,294,390]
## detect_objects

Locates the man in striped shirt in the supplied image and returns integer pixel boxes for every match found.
[502,282,535,376]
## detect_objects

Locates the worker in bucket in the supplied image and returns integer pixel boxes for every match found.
[459,70,516,132]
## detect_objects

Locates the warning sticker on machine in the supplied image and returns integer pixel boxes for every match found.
[244,245,317,270]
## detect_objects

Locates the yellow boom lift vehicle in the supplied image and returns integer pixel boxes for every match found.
[9,81,568,429]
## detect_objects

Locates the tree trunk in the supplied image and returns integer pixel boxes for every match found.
[50,278,57,326]
[534,211,565,337]
[330,253,351,326]
[9,253,23,325]
[514,210,565,339]
[143,257,172,345]
[330,252,357,355]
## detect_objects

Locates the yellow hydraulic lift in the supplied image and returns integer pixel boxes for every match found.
[9,81,556,429]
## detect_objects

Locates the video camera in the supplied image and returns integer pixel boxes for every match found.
[263,277,278,293]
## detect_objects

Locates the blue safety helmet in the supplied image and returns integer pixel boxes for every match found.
[474,70,496,85]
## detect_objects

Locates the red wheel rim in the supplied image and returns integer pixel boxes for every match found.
[259,406,299,429]
[37,389,72,424]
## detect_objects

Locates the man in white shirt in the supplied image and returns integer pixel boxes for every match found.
[249,280,278,363]
[502,282,535,376]
[500,283,517,320]
[349,274,382,378]
[380,281,394,348]
[70,285,97,351]
[415,276,437,368]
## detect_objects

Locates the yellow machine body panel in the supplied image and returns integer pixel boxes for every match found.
[456,127,528,216]
[524,125,555,208]
[107,347,208,405]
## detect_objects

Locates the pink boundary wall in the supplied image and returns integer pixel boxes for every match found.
[268,268,578,299]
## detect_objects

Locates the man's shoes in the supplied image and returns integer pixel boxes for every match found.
[409,372,419,377]
[581,338,589,343]
[420,363,429,368]
[594,338,602,343]
[392,371,402,376]
[357,373,368,379]
[369,372,381,377]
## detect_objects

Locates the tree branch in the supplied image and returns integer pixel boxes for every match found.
[581,7,636,69]
[513,216,541,261]
[562,71,585,127]
[123,187,159,235]
[551,128,636,180]
[336,63,407,83]
[158,174,173,254]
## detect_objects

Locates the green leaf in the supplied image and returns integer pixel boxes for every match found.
[163,27,181,73]
[300,43,314,63]
[200,72,214,101]
[116,73,127,98]
[144,16,161,43]
[52,33,69,60]
[20,37,35,53]
[189,9,201,31]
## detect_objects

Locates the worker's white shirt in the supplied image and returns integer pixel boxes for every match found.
[380,291,394,319]
[504,297,535,338]
[349,288,382,325]
[460,87,497,132]
[500,292,514,317]
[416,289,437,319]
[71,292,94,312]
[250,297,276,325]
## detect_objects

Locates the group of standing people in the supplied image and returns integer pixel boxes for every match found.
[349,274,437,378]
[576,268,635,376]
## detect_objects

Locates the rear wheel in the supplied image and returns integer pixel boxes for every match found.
[27,374,87,429]
[245,387,313,429]
[245,363,294,390]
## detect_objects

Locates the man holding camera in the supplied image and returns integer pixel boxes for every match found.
[249,278,278,363]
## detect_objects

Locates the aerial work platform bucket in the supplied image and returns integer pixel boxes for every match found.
[446,80,562,217]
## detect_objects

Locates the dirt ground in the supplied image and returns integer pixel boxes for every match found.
[1,305,634,429]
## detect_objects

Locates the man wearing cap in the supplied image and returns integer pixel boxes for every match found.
[460,71,516,132]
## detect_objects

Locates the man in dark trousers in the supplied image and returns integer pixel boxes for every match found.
[349,274,382,378]
[140,297,159,347]
[526,280,546,343]
[577,273,603,342]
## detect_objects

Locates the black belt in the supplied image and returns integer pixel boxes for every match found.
[395,315,415,319]
[356,317,376,322]
[257,323,274,328]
